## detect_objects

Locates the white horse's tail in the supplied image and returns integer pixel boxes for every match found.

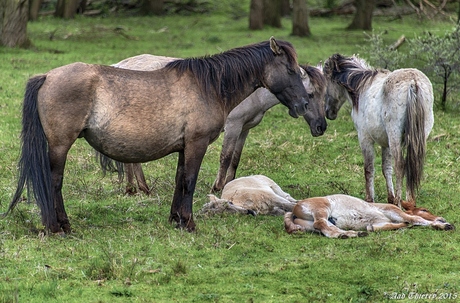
[404,80,427,199]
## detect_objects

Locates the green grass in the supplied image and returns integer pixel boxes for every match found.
[1,9,460,303]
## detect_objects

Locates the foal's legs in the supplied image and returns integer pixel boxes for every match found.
[313,217,366,238]
[381,146,395,204]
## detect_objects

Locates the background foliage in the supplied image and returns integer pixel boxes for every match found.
[1,3,459,302]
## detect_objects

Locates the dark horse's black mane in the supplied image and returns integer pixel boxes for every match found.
[164,40,298,106]
[325,53,384,109]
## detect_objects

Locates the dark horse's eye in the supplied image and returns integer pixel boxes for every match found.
[308,93,314,99]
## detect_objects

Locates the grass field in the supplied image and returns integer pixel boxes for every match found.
[0,7,459,303]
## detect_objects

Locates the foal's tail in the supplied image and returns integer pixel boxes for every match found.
[2,75,56,228]
[404,80,428,199]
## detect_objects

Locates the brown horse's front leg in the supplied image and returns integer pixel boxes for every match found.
[169,145,207,232]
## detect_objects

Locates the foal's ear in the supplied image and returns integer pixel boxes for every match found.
[269,36,283,56]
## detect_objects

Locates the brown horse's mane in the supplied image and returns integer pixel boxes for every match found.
[325,53,385,110]
[164,40,298,106]
[301,64,326,93]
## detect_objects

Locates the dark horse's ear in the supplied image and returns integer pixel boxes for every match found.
[269,36,283,56]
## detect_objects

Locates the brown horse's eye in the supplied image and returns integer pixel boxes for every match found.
[308,93,314,99]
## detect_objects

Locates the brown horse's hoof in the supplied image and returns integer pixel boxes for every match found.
[169,214,196,232]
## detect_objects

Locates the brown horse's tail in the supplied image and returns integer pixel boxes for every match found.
[404,80,427,202]
[2,75,56,229]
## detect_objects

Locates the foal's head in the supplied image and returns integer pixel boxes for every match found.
[402,200,454,229]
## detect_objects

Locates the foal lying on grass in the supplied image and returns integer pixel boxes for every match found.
[284,194,454,238]
[202,175,453,238]
[203,175,297,216]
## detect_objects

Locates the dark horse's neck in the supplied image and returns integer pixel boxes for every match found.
[164,41,291,113]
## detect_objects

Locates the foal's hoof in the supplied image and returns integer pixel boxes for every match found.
[358,231,368,237]
[338,234,349,239]
[444,224,455,231]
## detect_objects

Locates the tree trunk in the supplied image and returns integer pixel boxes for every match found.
[263,0,281,28]
[55,0,80,19]
[0,0,30,47]
[249,0,264,30]
[347,0,375,30]
[292,0,311,37]
[281,0,290,16]
[140,0,164,15]
[29,0,43,21]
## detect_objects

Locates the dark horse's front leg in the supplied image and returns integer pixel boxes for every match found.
[169,144,208,232]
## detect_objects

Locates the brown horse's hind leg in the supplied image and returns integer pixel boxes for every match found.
[49,147,71,234]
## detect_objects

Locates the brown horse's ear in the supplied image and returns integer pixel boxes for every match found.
[270,36,283,55]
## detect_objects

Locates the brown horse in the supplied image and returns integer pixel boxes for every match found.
[101,56,326,195]
[284,194,454,238]
[4,37,310,234]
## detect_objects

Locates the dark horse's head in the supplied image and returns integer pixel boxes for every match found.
[261,37,309,118]
[165,37,310,118]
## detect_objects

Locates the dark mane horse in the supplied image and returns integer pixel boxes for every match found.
[99,55,327,195]
[4,37,310,234]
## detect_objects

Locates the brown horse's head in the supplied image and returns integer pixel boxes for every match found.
[261,37,310,118]
[300,64,327,136]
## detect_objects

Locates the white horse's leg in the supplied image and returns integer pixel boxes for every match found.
[360,139,375,202]
[389,139,404,208]
[381,146,395,204]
